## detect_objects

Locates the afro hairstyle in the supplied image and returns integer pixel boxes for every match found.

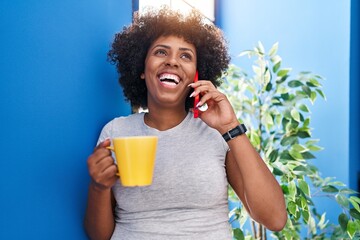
[108,6,230,110]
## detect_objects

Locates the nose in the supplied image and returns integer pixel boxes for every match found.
[164,55,179,67]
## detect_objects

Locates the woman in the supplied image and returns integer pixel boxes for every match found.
[84,7,287,240]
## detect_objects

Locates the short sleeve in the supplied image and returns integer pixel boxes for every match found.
[96,120,114,146]
[221,135,230,153]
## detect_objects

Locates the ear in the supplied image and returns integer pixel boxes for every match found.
[140,73,145,79]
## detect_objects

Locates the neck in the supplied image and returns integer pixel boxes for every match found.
[144,107,188,131]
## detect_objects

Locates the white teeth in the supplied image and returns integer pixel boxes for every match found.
[161,81,177,86]
[159,73,180,84]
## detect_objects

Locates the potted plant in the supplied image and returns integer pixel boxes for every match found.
[220,42,360,239]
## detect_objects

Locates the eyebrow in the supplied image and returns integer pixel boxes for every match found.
[152,44,195,55]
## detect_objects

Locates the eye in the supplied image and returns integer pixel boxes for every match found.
[154,49,167,56]
[180,53,192,60]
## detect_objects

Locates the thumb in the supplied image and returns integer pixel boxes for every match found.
[95,138,111,150]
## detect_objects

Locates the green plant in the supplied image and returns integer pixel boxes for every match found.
[220,42,360,239]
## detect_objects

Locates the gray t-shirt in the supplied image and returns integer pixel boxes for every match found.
[97,112,232,240]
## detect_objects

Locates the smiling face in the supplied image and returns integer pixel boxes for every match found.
[143,35,197,111]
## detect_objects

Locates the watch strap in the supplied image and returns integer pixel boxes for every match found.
[222,124,247,142]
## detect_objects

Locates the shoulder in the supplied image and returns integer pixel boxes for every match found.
[109,113,143,126]
[97,113,144,142]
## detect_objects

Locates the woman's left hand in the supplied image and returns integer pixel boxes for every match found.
[189,80,239,134]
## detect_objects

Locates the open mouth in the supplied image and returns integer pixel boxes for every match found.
[159,73,180,86]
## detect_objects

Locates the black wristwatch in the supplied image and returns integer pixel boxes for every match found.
[222,124,247,142]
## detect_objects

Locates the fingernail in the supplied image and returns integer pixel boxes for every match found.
[198,103,208,112]
[188,83,193,87]
[189,92,196,98]
[196,101,202,108]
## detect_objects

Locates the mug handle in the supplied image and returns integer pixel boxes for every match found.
[106,146,120,177]
[106,146,114,151]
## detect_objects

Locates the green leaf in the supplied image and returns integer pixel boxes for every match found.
[350,196,360,212]
[305,139,320,145]
[276,75,289,84]
[316,89,327,100]
[269,149,279,163]
[271,97,282,106]
[347,220,357,239]
[317,213,328,230]
[238,50,252,57]
[356,219,360,229]
[292,144,307,153]
[271,55,282,64]
[288,80,303,88]
[289,120,300,131]
[293,165,309,175]
[281,93,290,101]
[340,188,359,195]
[277,68,292,77]
[310,91,317,104]
[280,151,295,161]
[295,90,308,98]
[339,213,349,231]
[350,208,360,220]
[302,209,310,223]
[299,104,310,113]
[306,78,322,87]
[301,151,316,159]
[308,216,317,234]
[265,81,272,91]
[280,136,298,146]
[249,131,261,148]
[289,149,304,161]
[298,179,310,196]
[302,85,312,97]
[281,185,289,194]
[291,108,301,122]
[299,112,305,122]
[336,194,350,208]
[322,185,339,193]
[350,196,360,204]
[288,201,298,216]
[288,181,297,200]
[273,167,284,176]
[268,42,279,57]
[329,181,346,187]
[264,112,274,125]
[307,144,323,151]
[300,196,308,209]
[284,232,292,240]
[232,228,244,240]
[303,118,310,127]
[297,130,311,138]
[273,61,281,73]
[257,41,265,54]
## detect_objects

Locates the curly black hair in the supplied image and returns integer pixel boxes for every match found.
[108,6,230,110]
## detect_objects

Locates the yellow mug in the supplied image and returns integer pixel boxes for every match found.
[107,136,158,187]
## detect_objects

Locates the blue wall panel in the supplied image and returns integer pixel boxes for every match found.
[0,1,132,239]
[350,0,360,193]
[218,0,351,224]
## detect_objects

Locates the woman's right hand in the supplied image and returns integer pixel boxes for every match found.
[87,139,118,191]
